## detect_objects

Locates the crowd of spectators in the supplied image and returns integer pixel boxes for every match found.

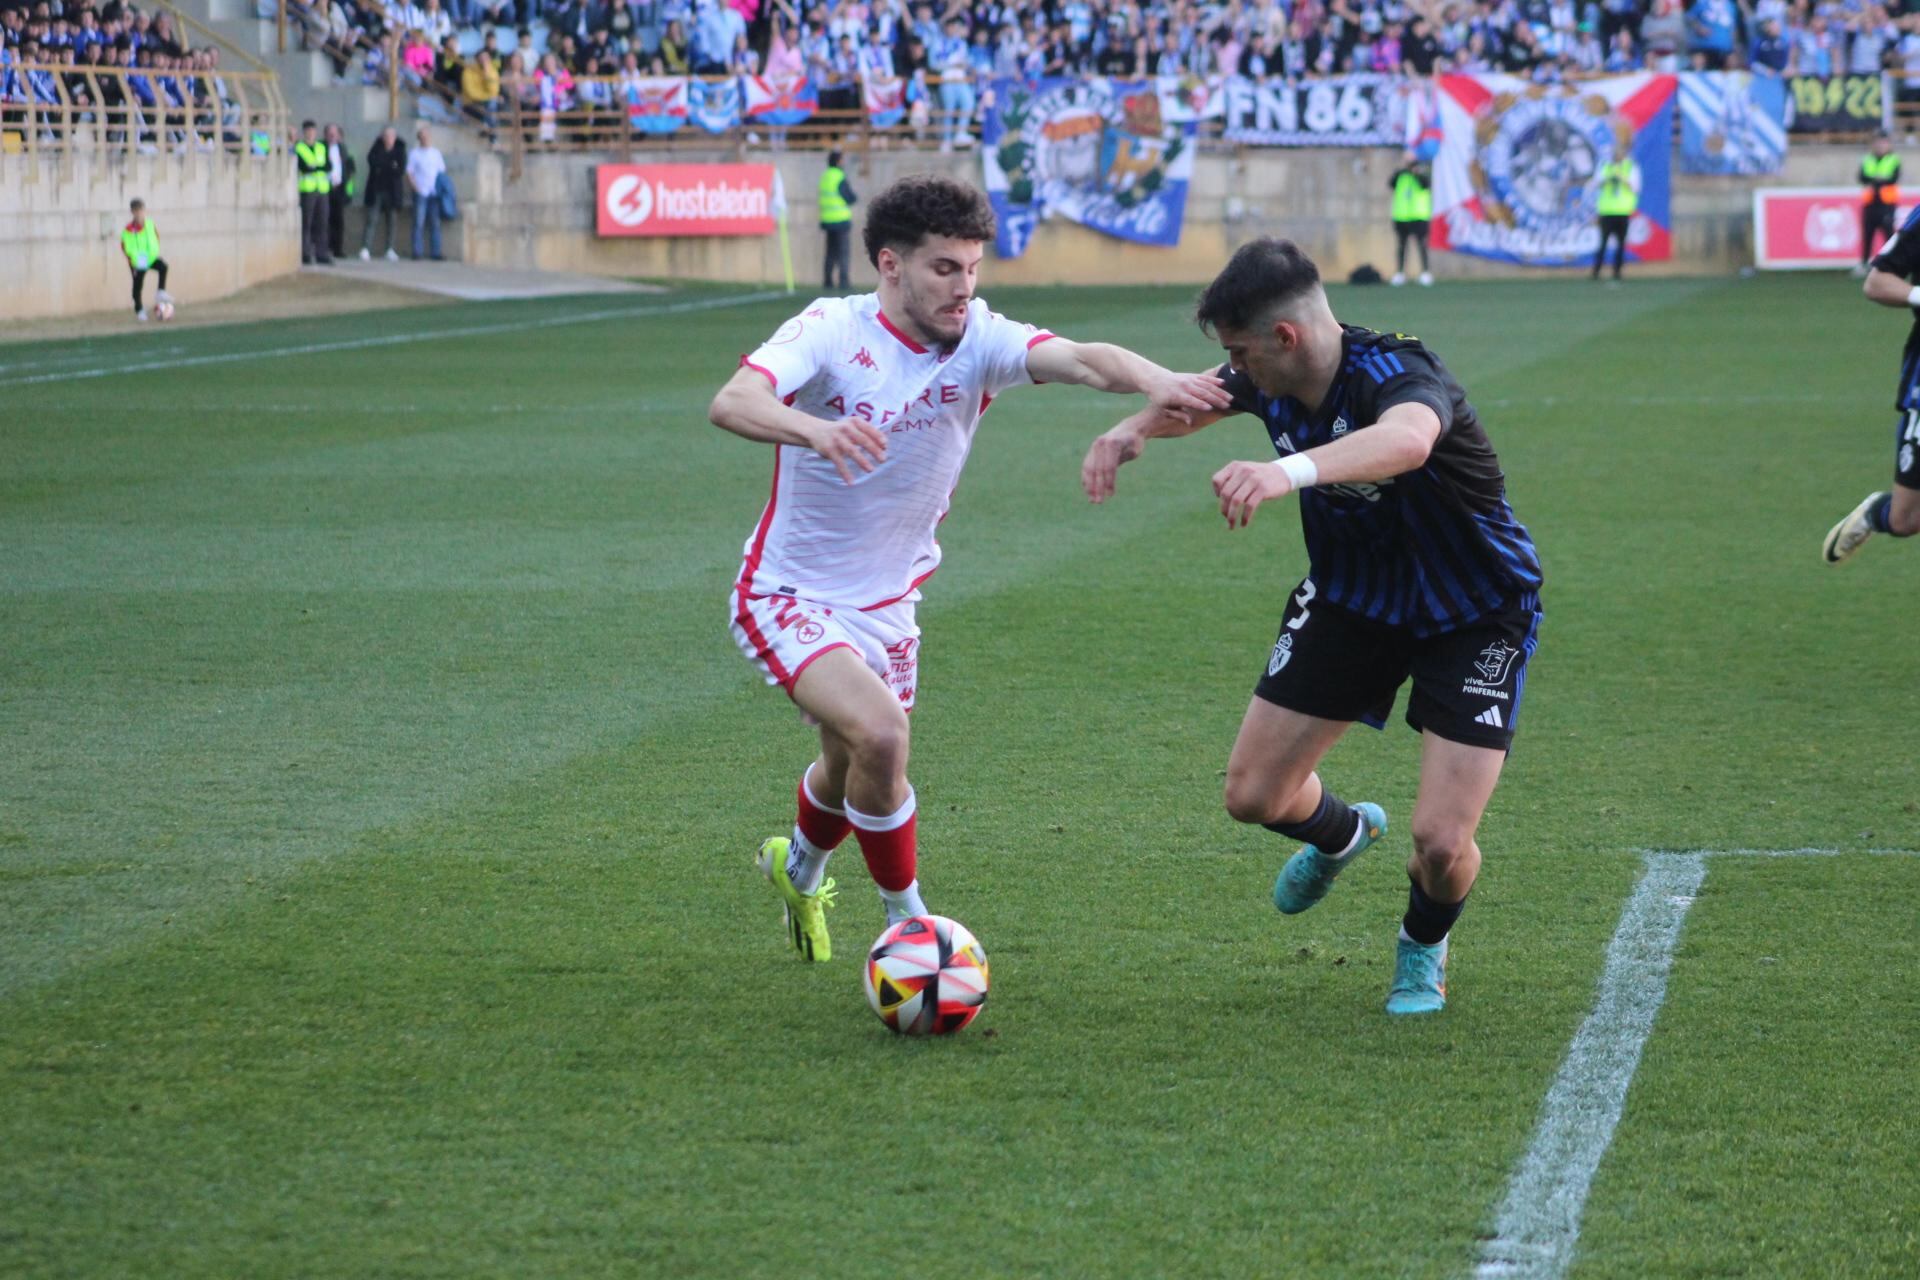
[2,0,254,147]
[232,0,1920,147]
[278,0,1920,141]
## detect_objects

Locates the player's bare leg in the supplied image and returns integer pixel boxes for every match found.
[1223,698,1387,914]
[1389,732,1507,1014]
[791,649,926,925]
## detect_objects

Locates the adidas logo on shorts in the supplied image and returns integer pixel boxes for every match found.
[1474,706,1504,728]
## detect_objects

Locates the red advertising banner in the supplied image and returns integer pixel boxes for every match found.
[1753,186,1915,269]
[595,163,776,237]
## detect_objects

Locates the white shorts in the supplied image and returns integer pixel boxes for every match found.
[728,590,921,712]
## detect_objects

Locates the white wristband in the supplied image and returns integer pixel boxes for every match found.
[1274,453,1318,489]
[1906,285,1920,308]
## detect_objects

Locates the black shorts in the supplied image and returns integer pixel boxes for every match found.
[1896,406,1920,489]
[1253,578,1542,751]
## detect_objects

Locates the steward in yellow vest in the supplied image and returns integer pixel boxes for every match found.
[121,197,171,321]
[1592,157,1638,282]
[819,149,858,291]
[1388,153,1434,286]
[294,120,334,265]
[1860,136,1902,271]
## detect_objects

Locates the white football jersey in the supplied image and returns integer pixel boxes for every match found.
[736,293,1055,609]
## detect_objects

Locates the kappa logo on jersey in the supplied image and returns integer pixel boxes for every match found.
[1462,640,1520,701]
[847,347,877,370]
[1268,632,1294,675]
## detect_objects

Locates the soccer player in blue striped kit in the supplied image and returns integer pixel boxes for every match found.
[1082,238,1544,1015]
[1822,202,1920,562]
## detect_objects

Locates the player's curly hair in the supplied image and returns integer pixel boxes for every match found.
[1194,238,1322,336]
[863,174,997,266]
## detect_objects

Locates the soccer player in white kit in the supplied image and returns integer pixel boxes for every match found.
[709,175,1229,962]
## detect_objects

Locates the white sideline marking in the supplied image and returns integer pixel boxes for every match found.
[1472,853,1708,1279]
[0,291,788,388]
[1472,844,1918,1279]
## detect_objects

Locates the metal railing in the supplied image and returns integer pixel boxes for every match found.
[1,64,289,175]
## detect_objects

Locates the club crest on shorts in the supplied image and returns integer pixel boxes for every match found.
[1268,632,1294,676]
[1462,639,1520,701]
[1472,640,1520,685]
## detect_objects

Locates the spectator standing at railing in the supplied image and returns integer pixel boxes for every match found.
[406,124,446,261]
[1848,7,1896,77]
[325,122,356,259]
[692,0,745,71]
[294,119,334,265]
[360,124,406,259]
[820,31,857,109]
[1641,0,1685,66]
[1896,24,1920,116]
[1788,12,1834,77]
[1750,16,1787,72]
[660,16,690,70]
[1684,0,1736,69]
[935,15,971,150]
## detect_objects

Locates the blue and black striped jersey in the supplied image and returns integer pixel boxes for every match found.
[1869,205,1920,408]
[1218,325,1542,637]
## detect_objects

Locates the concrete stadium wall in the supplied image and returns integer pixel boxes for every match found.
[464,142,1876,289]
[4,150,299,322]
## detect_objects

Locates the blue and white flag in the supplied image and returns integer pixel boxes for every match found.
[982,77,1195,259]
[1679,71,1788,175]
[687,75,743,134]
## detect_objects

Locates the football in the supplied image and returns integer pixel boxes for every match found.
[863,914,989,1035]
[154,300,175,322]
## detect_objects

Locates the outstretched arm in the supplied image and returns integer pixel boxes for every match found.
[1026,336,1232,418]
[1212,401,1442,529]
[1082,402,1233,503]
[1864,267,1919,309]
[708,364,888,485]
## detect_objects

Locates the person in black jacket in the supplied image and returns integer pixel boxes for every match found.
[358,125,407,260]
[325,122,358,260]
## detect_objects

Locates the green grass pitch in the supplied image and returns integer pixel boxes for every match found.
[2,274,1916,1277]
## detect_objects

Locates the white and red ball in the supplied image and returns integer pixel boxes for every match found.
[863,914,989,1035]
[153,300,175,322]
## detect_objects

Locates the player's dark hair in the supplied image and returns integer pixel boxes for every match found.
[129,197,144,211]
[1194,238,1322,336]
[863,174,996,266]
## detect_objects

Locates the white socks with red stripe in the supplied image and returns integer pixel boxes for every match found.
[846,787,926,924]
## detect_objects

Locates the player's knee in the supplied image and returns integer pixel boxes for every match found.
[842,711,910,775]
[1221,770,1301,826]
[1410,821,1475,877]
